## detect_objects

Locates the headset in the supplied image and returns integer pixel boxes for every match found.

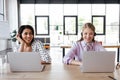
[81,32,96,36]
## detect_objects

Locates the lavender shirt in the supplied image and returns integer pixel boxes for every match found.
[63,40,106,64]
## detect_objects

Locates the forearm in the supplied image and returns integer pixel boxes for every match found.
[18,43,25,52]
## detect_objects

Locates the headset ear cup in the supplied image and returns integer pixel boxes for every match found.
[81,33,83,36]
[94,32,96,36]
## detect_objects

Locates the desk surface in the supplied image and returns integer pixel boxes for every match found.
[0,63,120,80]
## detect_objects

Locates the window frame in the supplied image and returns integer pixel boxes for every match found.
[92,15,106,35]
[35,16,49,35]
[63,16,78,35]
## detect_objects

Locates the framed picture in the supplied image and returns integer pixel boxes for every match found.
[63,16,78,35]
[92,15,105,35]
[35,16,49,35]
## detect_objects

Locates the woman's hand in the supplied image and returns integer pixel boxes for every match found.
[70,60,82,66]
[16,34,25,44]
[41,60,51,64]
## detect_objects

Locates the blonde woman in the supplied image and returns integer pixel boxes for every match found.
[63,23,106,66]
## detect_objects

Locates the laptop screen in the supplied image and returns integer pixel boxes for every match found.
[7,52,45,72]
[81,51,116,72]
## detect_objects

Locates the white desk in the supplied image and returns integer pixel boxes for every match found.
[0,63,119,80]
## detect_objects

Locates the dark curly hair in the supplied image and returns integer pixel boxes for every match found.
[18,25,34,44]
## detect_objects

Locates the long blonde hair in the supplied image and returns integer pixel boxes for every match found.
[78,23,96,42]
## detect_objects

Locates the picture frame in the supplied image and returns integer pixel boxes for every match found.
[92,15,105,35]
[35,16,49,35]
[63,16,78,35]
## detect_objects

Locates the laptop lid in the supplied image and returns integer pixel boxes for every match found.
[81,51,116,73]
[7,52,45,72]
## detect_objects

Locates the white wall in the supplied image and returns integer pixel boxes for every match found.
[7,0,18,31]
[0,0,18,50]
[0,40,7,51]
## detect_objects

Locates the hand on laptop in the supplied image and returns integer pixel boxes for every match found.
[41,60,51,64]
[116,62,120,69]
[70,60,82,66]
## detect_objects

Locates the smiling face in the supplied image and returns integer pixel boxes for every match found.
[82,27,95,43]
[21,28,34,44]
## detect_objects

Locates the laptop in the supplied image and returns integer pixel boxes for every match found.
[7,52,45,72]
[80,51,116,73]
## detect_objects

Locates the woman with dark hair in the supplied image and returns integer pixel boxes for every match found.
[16,25,51,64]
[63,23,106,66]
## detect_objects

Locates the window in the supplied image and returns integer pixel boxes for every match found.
[92,16,105,35]
[20,4,34,26]
[92,4,105,15]
[19,4,120,44]
[63,16,78,35]
[35,16,49,35]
